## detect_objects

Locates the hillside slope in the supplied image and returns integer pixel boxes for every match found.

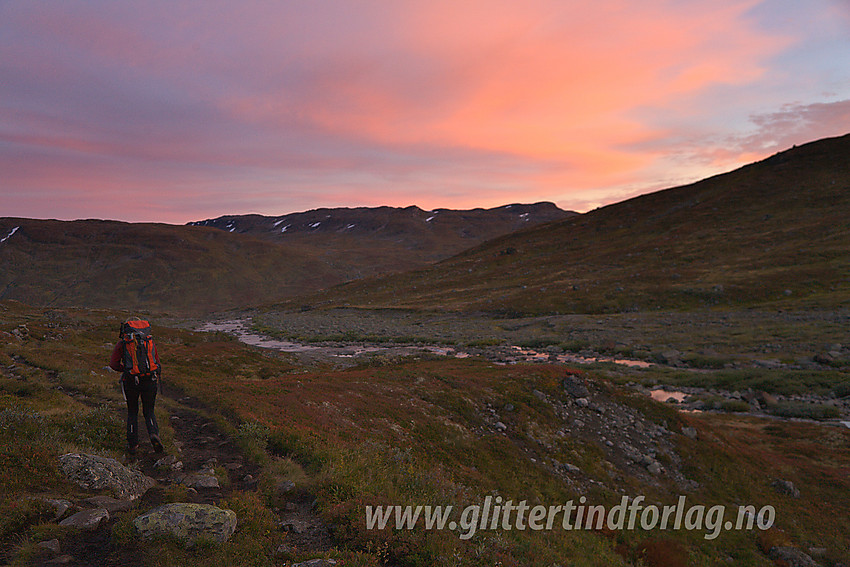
[0,203,572,315]
[292,134,850,313]
[0,220,341,315]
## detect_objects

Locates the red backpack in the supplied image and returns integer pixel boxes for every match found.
[120,320,160,378]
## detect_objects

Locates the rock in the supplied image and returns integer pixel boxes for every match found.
[37,539,60,554]
[59,508,109,530]
[768,546,820,567]
[756,391,777,407]
[276,480,296,495]
[494,421,507,432]
[154,455,178,469]
[59,453,155,501]
[560,463,581,473]
[292,559,337,567]
[47,555,74,564]
[31,497,72,521]
[83,496,135,514]
[771,479,800,498]
[183,473,220,489]
[562,376,590,398]
[281,521,304,534]
[647,462,663,475]
[681,426,698,440]
[134,503,237,544]
[532,389,547,401]
[657,350,681,365]
[503,403,515,412]
[575,397,590,408]
[275,543,293,556]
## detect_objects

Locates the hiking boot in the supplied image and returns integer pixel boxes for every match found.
[151,436,164,453]
[127,444,139,456]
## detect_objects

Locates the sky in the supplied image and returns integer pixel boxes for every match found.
[2,0,849,224]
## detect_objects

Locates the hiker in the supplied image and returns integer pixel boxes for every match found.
[109,318,163,455]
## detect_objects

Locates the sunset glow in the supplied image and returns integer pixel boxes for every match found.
[2,1,849,222]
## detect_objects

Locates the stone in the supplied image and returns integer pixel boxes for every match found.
[59,508,109,531]
[494,421,507,432]
[562,376,590,398]
[31,498,72,521]
[37,539,60,554]
[771,479,800,498]
[292,560,337,567]
[47,555,74,564]
[647,462,663,475]
[154,455,178,468]
[575,397,590,408]
[560,463,581,473]
[657,350,681,365]
[768,546,820,567]
[183,473,220,489]
[276,480,296,495]
[681,426,698,440]
[59,453,155,501]
[134,503,237,544]
[83,495,135,514]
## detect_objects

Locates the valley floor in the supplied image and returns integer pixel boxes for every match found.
[1,301,848,566]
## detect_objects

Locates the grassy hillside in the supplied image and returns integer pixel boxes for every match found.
[0,204,573,316]
[290,134,850,314]
[0,219,345,315]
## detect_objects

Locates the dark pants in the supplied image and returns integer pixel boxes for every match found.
[122,374,159,447]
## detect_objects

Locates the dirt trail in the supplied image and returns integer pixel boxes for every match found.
[29,385,334,566]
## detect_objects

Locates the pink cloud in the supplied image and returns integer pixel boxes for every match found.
[0,1,842,222]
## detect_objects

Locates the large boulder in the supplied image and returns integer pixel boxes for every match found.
[58,508,109,531]
[59,453,155,501]
[133,503,237,544]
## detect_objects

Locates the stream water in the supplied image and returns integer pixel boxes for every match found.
[197,319,652,368]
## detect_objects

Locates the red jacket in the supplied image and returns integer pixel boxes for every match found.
[109,341,161,373]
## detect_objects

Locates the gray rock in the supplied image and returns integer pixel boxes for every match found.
[59,453,155,501]
[562,376,590,398]
[681,426,698,440]
[560,463,581,473]
[647,462,663,475]
[154,455,178,469]
[771,479,800,498]
[276,480,296,495]
[31,497,72,521]
[134,503,237,544]
[575,397,590,408]
[657,350,681,365]
[768,546,820,567]
[494,421,507,432]
[183,473,220,489]
[292,559,337,567]
[83,496,135,514]
[59,508,109,531]
[37,539,60,554]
